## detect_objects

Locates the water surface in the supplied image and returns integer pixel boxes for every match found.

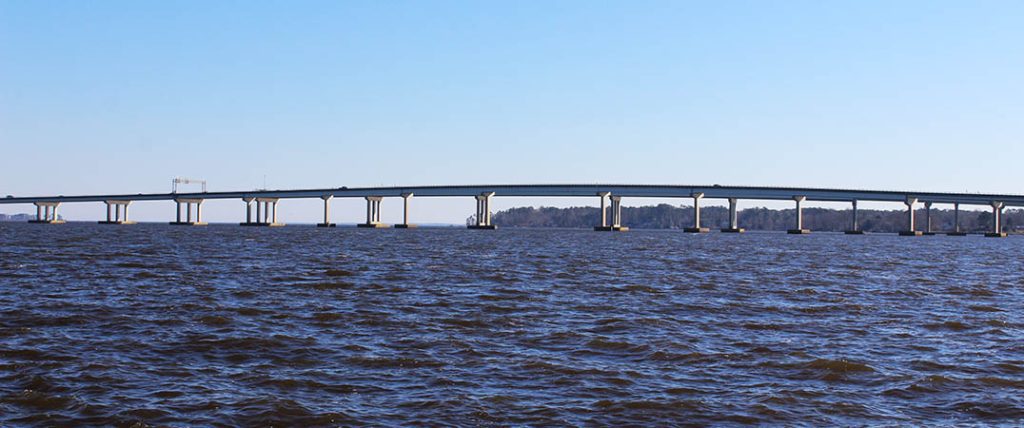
[1,223,1022,425]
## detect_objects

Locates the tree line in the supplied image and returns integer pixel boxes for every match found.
[490,204,1022,233]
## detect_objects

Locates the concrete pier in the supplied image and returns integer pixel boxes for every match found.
[243,197,255,225]
[99,200,135,224]
[986,201,1007,238]
[787,196,810,234]
[468,192,497,230]
[947,202,967,236]
[395,193,417,229]
[358,196,389,228]
[317,195,336,227]
[899,198,922,236]
[241,198,284,226]
[922,202,936,235]
[720,197,744,233]
[29,202,65,224]
[594,192,627,231]
[844,200,864,234]
[170,199,207,226]
[685,193,710,233]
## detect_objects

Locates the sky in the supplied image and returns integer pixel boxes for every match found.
[1,1,1023,223]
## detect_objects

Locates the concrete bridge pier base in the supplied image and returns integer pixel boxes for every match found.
[469,192,497,230]
[942,202,966,235]
[720,197,745,233]
[985,201,1007,238]
[899,198,922,236]
[358,196,389,228]
[787,196,811,234]
[593,192,625,231]
[99,200,135,224]
[29,202,65,224]
[844,200,864,234]
[170,199,207,226]
[395,193,417,229]
[241,198,284,226]
[684,193,710,233]
[317,195,336,227]
[240,197,256,226]
[594,193,627,231]
[922,202,936,235]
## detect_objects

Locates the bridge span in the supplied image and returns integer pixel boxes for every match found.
[1,184,1020,237]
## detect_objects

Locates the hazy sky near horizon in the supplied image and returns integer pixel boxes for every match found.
[2,1,1023,223]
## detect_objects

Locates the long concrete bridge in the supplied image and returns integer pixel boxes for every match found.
[1,184,1020,237]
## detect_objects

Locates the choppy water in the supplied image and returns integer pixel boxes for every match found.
[1,223,1023,426]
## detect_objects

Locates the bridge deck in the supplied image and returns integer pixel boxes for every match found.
[1,184,1022,207]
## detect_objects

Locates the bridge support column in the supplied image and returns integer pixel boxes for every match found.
[923,202,936,235]
[721,197,744,233]
[358,196,388,228]
[170,199,207,226]
[240,197,256,225]
[316,195,336,227]
[899,198,922,236]
[29,202,64,224]
[986,202,1007,237]
[611,196,627,231]
[594,192,627,231]
[395,193,417,228]
[99,200,134,224]
[685,193,710,233]
[947,203,967,236]
[469,192,497,230]
[844,200,864,234]
[788,196,810,234]
[244,198,284,227]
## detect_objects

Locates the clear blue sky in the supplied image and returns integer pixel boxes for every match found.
[2,1,1022,223]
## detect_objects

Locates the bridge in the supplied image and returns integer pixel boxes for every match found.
[2,184,1021,237]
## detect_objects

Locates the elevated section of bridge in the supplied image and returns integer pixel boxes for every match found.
[1,184,1019,236]
[3,184,1023,206]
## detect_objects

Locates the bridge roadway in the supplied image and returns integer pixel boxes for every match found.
[1,184,1020,236]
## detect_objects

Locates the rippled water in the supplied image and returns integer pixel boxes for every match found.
[1,223,1023,425]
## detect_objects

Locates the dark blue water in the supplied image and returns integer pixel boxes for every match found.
[1,223,1023,425]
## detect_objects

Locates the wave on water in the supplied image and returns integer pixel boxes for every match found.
[1,224,1023,425]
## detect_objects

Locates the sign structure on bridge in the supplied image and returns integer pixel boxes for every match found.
[171,177,207,194]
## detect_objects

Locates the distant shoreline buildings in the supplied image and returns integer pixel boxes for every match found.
[0,213,46,222]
